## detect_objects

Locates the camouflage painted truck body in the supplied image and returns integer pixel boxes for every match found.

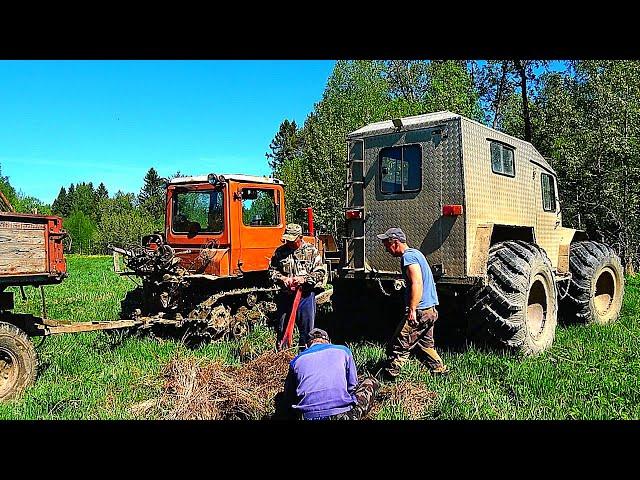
[339,111,624,354]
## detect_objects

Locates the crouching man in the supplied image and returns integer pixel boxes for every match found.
[282,328,379,420]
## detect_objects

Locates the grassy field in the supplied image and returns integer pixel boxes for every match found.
[1,254,639,420]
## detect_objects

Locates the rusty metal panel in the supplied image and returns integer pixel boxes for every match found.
[460,117,561,272]
[360,118,466,277]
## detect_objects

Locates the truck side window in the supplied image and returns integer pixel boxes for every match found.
[379,144,422,194]
[541,173,556,212]
[490,141,515,177]
[242,188,279,226]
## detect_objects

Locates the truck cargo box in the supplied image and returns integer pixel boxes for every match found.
[0,212,67,288]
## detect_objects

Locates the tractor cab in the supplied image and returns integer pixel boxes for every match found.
[163,173,295,278]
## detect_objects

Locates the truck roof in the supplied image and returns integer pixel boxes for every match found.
[347,110,556,175]
[348,111,461,138]
[168,174,284,185]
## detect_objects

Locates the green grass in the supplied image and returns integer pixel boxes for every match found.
[1,255,639,419]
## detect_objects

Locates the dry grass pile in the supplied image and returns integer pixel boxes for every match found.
[368,381,437,419]
[129,349,437,420]
[143,349,295,420]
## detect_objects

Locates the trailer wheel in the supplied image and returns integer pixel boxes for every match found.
[560,241,624,325]
[0,322,37,402]
[468,241,558,355]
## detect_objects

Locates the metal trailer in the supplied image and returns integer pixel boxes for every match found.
[337,111,625,354]
[0,212,141,401]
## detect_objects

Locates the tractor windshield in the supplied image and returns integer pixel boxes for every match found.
[172,190,224,234]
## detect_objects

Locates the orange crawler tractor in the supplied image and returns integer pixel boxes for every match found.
[112,173,331,344]
[0,173,330,401]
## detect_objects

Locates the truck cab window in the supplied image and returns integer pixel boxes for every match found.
[173,190,224,234]
[242,188,278,226]
[379,144,422,194]
[541,172,556,212]
[490,141,515,177]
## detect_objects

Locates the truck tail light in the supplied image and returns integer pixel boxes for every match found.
[345,209,363,220]
[443,204,463,216]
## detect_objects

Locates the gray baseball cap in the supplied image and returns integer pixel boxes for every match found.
[307,328,330,344]
[376,227,407,243]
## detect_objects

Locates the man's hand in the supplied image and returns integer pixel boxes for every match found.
[282,275,293,288]
[407,307,419,327]
[291,276,306,287]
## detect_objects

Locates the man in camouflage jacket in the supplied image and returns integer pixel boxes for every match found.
[269,223,326,349]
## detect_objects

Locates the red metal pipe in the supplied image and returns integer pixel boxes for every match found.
[279,287,302,350]
[305,207,314,236]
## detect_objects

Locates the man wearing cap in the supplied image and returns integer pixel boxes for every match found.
[269,223,327,349]
[377,227,449,379]
[282,327,379,420]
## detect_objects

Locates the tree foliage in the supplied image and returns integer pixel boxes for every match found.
[0,164,53,214]
[64,210,98,254]
[269,60,482,234]
[528,61,640,272]
[137,167,165,230]
[0,164,19,211]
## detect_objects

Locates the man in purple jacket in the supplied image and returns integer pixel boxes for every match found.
[282,328,379,420]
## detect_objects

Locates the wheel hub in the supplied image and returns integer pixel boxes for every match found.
[594,267,616,315]
[527,275,548,338]
[0,347,18,397]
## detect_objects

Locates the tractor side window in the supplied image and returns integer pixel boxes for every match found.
[490,141,515,177]
[242,188,279,226]
[541,173,556,212]
[173,190,224,234]
[379,144,422,194]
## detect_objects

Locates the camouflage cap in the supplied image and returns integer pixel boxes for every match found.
[282,223,303,242]
[376,227,407,243]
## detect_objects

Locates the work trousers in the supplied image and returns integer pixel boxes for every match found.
[384,306,445,376]
[307,376,380,421]
[275,290,316,349]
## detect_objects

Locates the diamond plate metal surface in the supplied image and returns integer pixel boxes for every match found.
[356,118,466,276]
[460,117,561,271]
[346,113,563,281]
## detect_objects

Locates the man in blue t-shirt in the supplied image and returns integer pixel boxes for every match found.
[282,328,379,420]
[376,227,449,379]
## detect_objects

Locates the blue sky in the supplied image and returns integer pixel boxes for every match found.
[0,60,567,205]
[0,60,336,204]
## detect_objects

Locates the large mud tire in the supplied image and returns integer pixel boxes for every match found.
[0,322,37,402]
[560,241,624,325]
[468,241,558,355]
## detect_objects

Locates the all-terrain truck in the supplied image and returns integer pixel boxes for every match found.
[336,111,625,354]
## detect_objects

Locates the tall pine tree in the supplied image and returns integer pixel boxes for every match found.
[52,186,70,216]
[266,120,301,173]
[96,182,109,201]
[138,168,165,227]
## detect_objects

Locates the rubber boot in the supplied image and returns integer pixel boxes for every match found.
[423,347,449,375]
